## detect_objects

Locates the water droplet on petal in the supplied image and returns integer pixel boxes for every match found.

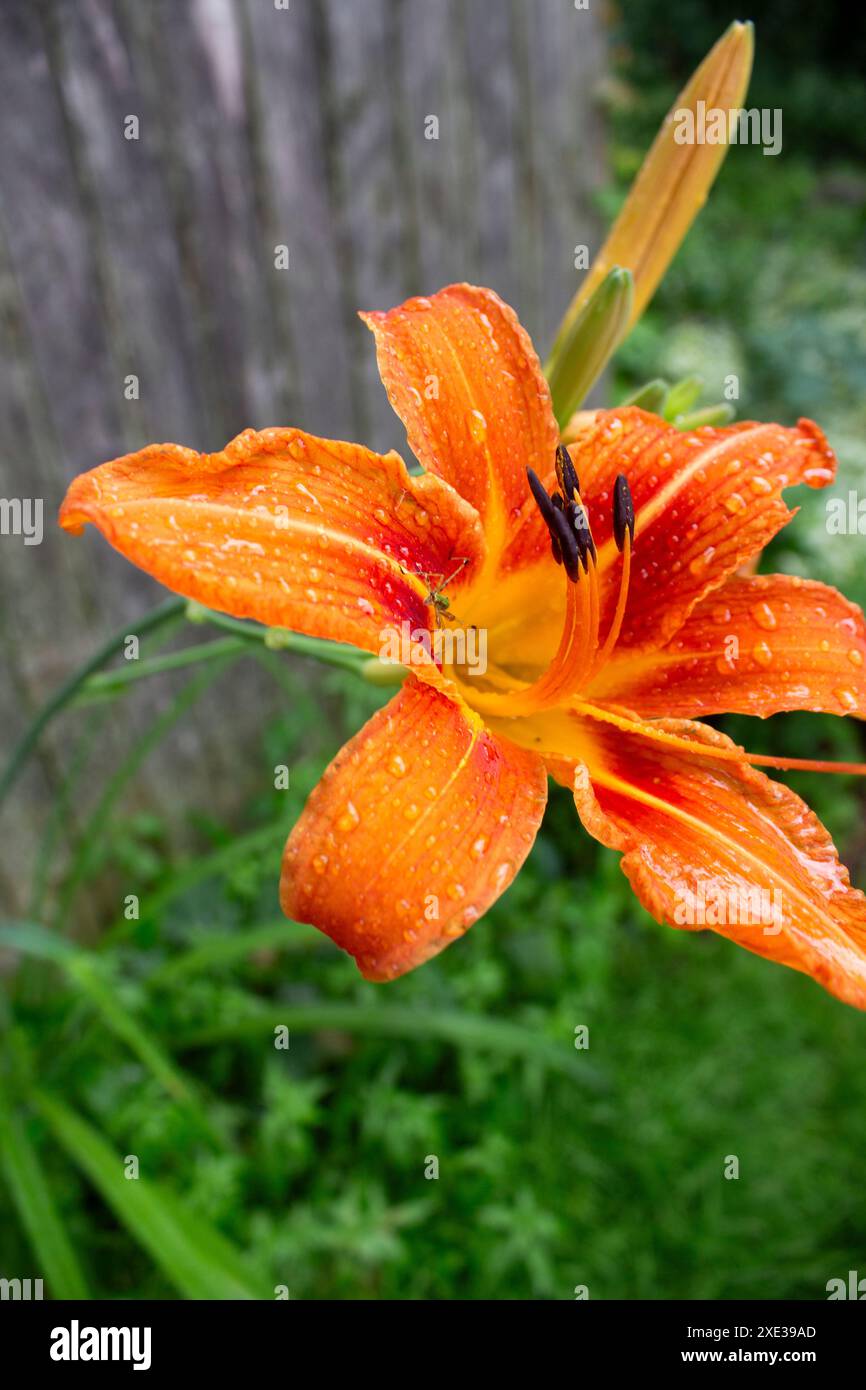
[689,546,715,577]
[389,754,407,776]
[467,409,487,444]
[847,649,863,668]
[752,641,773,668]
[336,801,361,832]
[835,687,859,711]
[751,602,777,631]
[494,861,514,890]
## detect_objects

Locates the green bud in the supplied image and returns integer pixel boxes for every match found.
[546,267,633,431]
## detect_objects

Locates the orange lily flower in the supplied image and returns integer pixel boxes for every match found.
[59,284,866,1005]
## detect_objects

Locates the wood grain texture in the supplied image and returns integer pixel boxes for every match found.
[0,0,606,914]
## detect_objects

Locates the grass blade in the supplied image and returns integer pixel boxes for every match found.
[148,919,322,984]
[0,1091,89,1298]
[32,1091,267,1299]
[176,998,604,1087]
[56,657,237,924]
[0,923,224,1146]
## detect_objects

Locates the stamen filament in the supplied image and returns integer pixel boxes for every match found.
[571,700,866,775]
[589,529,631,678]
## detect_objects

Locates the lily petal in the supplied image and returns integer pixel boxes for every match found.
[59,428,484,657]
[361,284,560,573]
[280,678,548,980]
[566,407,837,653]
[587,574,866,719]
[546,713,866,1009]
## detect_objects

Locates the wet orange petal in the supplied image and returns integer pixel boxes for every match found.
[280,678,547,981]
[362,284,559,573]
[587,574,866,719]
[550,713,866,1009]
[564,407,837,653]
[59,428,484,656]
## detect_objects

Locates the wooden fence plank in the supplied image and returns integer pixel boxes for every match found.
[0,0,606,916]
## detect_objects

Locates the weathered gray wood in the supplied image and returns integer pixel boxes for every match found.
[0,0,606,916]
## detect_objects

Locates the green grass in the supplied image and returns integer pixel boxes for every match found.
[2,648,865,1299]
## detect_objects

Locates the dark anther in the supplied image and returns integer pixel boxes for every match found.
[567,500,595,572]
[613,473,635,552]
[549,492,564,562]
[555,444,580,502]
[549,505,581,582]
[527,467,556,526]
[527,465,581,582]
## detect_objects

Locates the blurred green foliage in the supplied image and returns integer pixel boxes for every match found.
[2,2,866,1301]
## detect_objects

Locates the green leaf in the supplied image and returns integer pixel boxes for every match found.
[176,998,605,1088]
[148,919,322,984]
[101,820,290,948]
[32,1091,267,1300]
[0,922,223,1146]
[56,659,238,924]
[0,1092,89,1298]
[673,402,736,430]
[663,374,704,419]
[621,378,670,412]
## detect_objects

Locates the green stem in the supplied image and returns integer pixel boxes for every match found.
[186,602,370,674]
[79,636,250,696]
[0,597,185,807]
[1,595,373,813]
